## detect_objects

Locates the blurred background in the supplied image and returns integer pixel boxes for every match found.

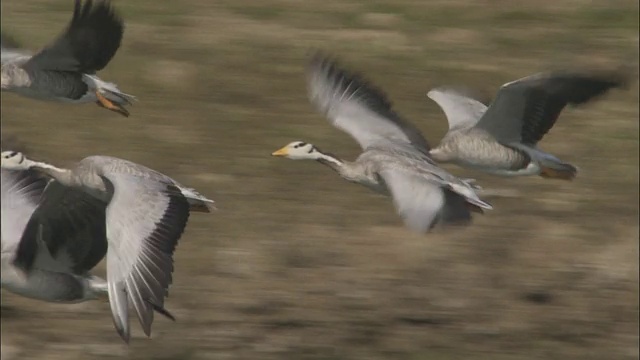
[1,0,638,359]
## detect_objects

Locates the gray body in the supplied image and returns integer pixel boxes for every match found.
[1,168,107,303]
[0,152,215,343]
[427,70,628,179]
[1,0,135,110]
[274,54,492,233]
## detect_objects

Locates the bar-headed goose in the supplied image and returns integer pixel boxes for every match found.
[1,167,111,302]
[272,53,492,233]
[1,0,134,117]
[0,151,215,343]
[427,69,628,180]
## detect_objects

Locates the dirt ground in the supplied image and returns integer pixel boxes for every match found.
[1,1,638,359]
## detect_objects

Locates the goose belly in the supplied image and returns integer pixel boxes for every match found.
[15,72,91,102]
[1,255,89,303]
[449,137,534,175]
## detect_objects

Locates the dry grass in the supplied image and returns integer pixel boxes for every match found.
[1,0,639,359]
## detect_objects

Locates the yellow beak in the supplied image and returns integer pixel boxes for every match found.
[271,147,289,157]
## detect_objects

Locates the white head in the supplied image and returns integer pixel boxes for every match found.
[271,141,323,160]
[1,150,29,170]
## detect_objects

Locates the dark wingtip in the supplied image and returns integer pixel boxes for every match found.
[146,298,177,322]
[116,325,130,344]
[307,49,337,75]
[306,51,396,111]
[66,0,124,72]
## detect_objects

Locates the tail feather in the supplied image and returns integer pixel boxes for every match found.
[188,199,215,213]
[448,183,493,210]
[515,144,578,181]
[533,150,578,181]
[540,162,578,181]
[180,187,216,212]
[84,74,137,105]
[103,88,137,106]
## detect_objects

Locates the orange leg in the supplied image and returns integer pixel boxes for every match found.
[95,91,130,117]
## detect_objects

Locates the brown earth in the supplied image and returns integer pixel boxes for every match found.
[1,1,638,359]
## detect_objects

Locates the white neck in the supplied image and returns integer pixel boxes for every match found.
[316,152,342,166]
[23,159,75,185]
[313,150,345,172]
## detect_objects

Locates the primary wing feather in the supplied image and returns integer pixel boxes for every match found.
[475,69,628,145]
[102,172,189,342]
[23,0,124,73]
[427,87,488,131]
[307,53,431,152]
[378,168,446,233]
[12,180,108,275]
[1,169,48,253]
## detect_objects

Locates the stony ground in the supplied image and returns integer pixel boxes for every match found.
[1,1,638,359]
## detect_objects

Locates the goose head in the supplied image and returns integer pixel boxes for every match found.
[1,150,28,170]
[272,141,322,160]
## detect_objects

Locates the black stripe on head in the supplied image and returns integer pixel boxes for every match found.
[127,184,190,337]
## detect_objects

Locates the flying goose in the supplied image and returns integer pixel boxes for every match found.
[1,0,134,117]
[272,54,492,233]
[427,69,628,180]
[1,167,111,303]
[0,150,215,343]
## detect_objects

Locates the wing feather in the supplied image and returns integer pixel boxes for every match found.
[12,180,108,275]
[23,0,124,73]
[427,87,488,131]
[378,168,474,233]
[307,53,431,152]
[475,69,628,144]
[103,173,189,342]
[1,169,48,254]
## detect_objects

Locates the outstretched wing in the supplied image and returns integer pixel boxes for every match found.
[23,0,124,74]
[475,69,628,145]
[1,169,48,254]
[12,181,108,275]
[307,52,431,153]
[427,87,488,131]
[101,172,189,343]
[377,166,475,233]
